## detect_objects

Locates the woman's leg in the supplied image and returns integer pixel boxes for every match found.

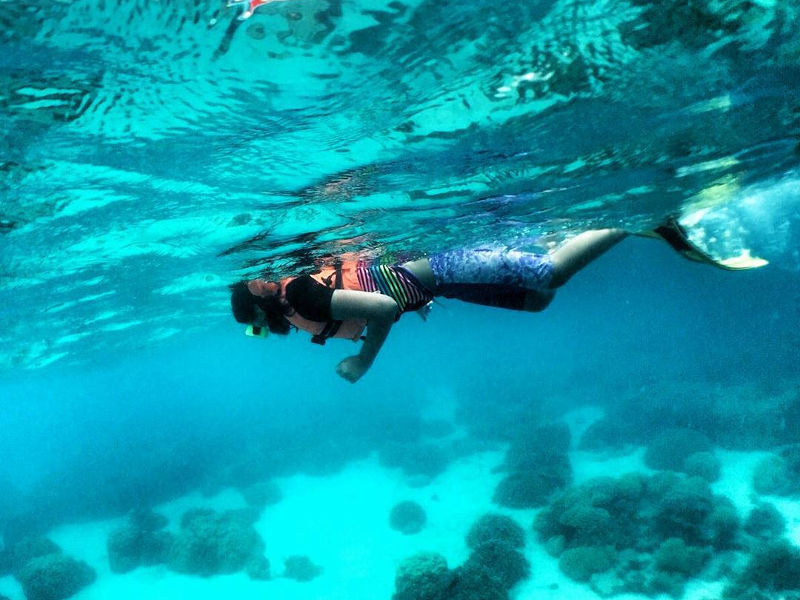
[522,288,555,312]
[418,232,625,313]
[401,258,436,290]
[548,229,627,288]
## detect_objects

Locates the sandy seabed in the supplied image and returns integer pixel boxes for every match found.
[1,407,797,600]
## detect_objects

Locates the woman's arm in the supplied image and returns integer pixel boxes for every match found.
[330,289,399,383]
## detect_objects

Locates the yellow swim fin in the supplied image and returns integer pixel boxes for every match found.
[652,218,768,271]
[715,250,769,270]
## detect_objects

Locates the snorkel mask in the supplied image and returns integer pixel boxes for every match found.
[245,325,268,339]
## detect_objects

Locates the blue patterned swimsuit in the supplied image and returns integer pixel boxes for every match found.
[429,248,555,311]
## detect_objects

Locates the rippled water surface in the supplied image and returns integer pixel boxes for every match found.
[1,0,799,369]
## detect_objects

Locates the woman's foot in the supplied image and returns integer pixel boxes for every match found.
[652,218,768,271]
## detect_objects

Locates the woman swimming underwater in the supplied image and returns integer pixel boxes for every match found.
[230,222,766,383]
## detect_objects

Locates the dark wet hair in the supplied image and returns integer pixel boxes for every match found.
[229,281,291,335]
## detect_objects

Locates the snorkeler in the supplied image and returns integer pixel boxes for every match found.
[230,220,767,383]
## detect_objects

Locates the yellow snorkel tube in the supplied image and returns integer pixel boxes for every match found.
[245,325,268,339]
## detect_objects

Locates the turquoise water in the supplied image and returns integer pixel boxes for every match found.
[1,0,800,599]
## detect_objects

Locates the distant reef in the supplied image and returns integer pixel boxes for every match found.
[105,506,272,580]
[104,504,323,584]
[393,468,800,600]
[0,536,95,600]
[393,512,530,600]
[493,422,572,509]
[533,471,736,597]
[579,380,800,453]
[0,397,455,545]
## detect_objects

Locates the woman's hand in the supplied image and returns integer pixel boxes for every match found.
[331,290,399,383]
[336,355,371,383]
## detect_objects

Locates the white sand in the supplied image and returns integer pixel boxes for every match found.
[2,407,799,600]
[0,576,21,600]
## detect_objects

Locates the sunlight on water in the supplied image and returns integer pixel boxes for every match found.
[0,3,799,598]
[1,0,798,369]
